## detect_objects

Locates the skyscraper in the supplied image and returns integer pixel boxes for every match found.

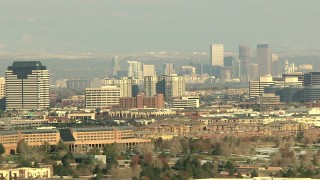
[163,63,175,75]
[210,44,224,66]
[257,44,272,76]
[127,61,143,80]
[5,61,49,110]
[239,45,250,82]
[112,56,121,77]
[271,54,279,77]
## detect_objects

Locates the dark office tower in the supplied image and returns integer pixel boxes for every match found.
[223,56,234,67]
[112,56,121,77]
[257,44,272,76]
[303,72,320,87]
[239,45,250,83]
[5,61,49,110]
[303,72,320,103]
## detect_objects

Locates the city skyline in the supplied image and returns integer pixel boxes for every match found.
[0,0,320,57]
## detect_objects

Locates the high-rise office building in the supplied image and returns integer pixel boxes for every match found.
[85,86,121,108]
[163,63,175,75]
[5,61,49,110]
[232,59,240,78]
[271,54,279,77]
[112,56,121,77]
[257,44,272,76]
[144,76,158,97]
[239,45,250,82]
[223,56,234,67]
[249,75,274,99]
[210,44,224,66]
[248,63,259,81]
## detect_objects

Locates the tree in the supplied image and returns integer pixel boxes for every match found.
[17,139,29,155]
[0,143,5,156]
[40,141,51,153]
[251,169,259,177]
[34,160,40,168]
[103,143,119,174]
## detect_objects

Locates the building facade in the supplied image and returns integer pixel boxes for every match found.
[85,86,121,108]
[210,44,224,66]
[5,61,49,110]
[144,76,158,97]
[257,44,271,76]
[239,45,250,82]
[119,93,164,109]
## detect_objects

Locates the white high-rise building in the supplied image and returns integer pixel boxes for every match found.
[249,75,274,99]
[210,44,224,66]
[5,61,49,110]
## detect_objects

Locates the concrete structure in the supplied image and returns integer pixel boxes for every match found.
[85,86,121,108]
[180,66,196,75]
[0,126,151,155]
[119,93,164,109]
[163,63,175,75]
[264,85,304,103]
[271,53,279,77]
[257,44,271,76]
[257,93,280,105]
[0,77,5,99]
[127,61,143,80]
[66,79,91,89]
[5,61,49,110]
[156,74,185,102]
[144,76,158,97]
[143,64,156,77]
[239,45,250,82]
[172,96,200,109]
[112,56,121,77]
[210,44,224,66]
[248,63,258,81]
[103,77,134,97]
[249,75,275,99]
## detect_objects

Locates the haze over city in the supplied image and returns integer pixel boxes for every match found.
[1,0,320,57]
[2,1,320,180]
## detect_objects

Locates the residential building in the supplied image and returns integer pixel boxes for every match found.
[144,76,158,97]
[156,74,185,102]
[119,93,164,109]
[5,61,49,110]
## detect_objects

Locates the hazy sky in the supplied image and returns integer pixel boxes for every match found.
[0,0,320,55]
